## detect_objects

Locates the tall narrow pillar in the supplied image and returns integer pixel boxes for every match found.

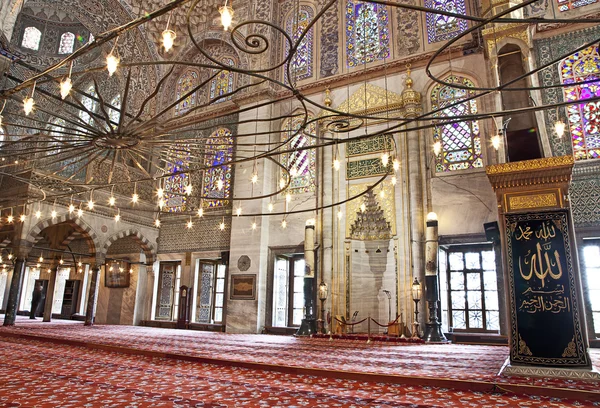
[487,156,597,379]
[85,264,101,326]
[296,219,317,335]
[42,263,58,322]
[3,257,27,326]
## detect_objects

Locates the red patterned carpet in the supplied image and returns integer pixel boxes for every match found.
[0,316,599,406]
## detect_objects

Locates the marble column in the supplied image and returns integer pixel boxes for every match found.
[42,263,58,322]
[84,264,101,326]
[2,257,26,326]
[321,130,334,332]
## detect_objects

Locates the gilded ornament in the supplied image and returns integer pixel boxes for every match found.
[508,193,558,210]
[562,337,577,358]
[486,156,574,175]
[518,334,532,356]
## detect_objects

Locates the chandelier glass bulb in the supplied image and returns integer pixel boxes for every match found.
[132,193,139,203]
[197,208,203,217]
[268,202,274,212]
[251,173,258,184]
[59,77,72,99]
[360,203,366,213]
[393,159,400,172]
[433,141,442,156]
[78,261,82,267]
[185,184,192,196]
[155,218,161,227]
[7,215,13,223]
[219,220,226,231]
[391,175,397,185]
[219,3,234,31]
[69,204,75,213]
[162,29,176,52]
[23,96,35,116]
[379,190,385,199]
[381,153,389,167]
[87,200,94,210]
[36,263,41,268]
[491,133,502,150]
[187,218,193,229]
[106,53,119,76]
[77,208,84,217]
[286,193,291,203]
[8,254,13,260]
[59,259,64,265]
[217,179,224,191]
[51,209,57,219]
[290,167,298,178]
[251,221,257,230]
[333,158,340,171]
[279,177,286,189]
[109,196,116,206]
[281,219,287,229]
[157,188,164,198]
[159,198,165,210]
[337,209,343,220]
[555,119,566,138]
[35,210,42,219]
[115,213,121,222]
[19,213,26,222]
[236,207,242,216]
[38,255,43,263]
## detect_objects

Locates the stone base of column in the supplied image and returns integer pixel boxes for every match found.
[424,322,448,343]
[499,358,600,380]
[295,318,317,336]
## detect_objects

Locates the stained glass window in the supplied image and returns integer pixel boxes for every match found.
[425,0,468,44]
[346,0,390,68]
[559,45,600,160]
[431,75,483,172]
[557,0,598,12]
[79,85,97,126]
[175,70,198,116]
[285,6,314,81]
[202,128,234,208]
[164,144,191,212]
[58,32,75,54]
[22,27,42,51]
[108,95,121,128]
[281,114,316,194]
[209,58,234,103]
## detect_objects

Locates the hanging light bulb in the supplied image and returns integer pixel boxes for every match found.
[185,183,193,196]
[360,203,366,213]
[38,255,44,263]
[157,188,164,198]
[187,217,193,229]
[115,211,121,222]
[161,28,176,52]
[159,198,165,210]
[337,208,343,220]
[236,206,242,216]
[379,189,385,199]
[251,173,258,184]
[154,218,161,228]
[87,199,94,210]
[219,0,234,31]
[219,218,226,231]
[36,263,41,268]
[59,259,64,265]
[279,177,286,189]
[391,175,397,186]
[0,256,3,263]
[217,179,224,190]
[106,53,119,76]
[59,77,72,100]
[555,119,566,138]
[35,209,42,219]
[333,158,340,171]
[19,213,26,222]
[433,141,442,156]
[393,159,400,172]
[132,193,139,203]
[268,202,274,212]
[7,214,13,223]
[109,196,116,206]
[23,96,35,116]
[290,167,298,178]
[251,219,257,230]
[491,132,502,151]
[77,207,83,217]
[197,208,204,217]
[68,203,75,213]
[78,261,83,268]
[381,152,389,167]
[286,193,291,203]
[7,253,13,260]
[51,209,57,219]
[281,219,287,229]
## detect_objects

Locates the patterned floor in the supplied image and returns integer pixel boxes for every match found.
[0,335,597,407]
[0,317,599,406]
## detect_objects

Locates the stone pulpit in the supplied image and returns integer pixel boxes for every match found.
[487,156,598,378]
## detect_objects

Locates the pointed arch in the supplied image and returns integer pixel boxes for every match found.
[59,32,75,54]
[101,229,156,264]
[202,128,234,208]
[281,112,316,194]
[284,5,314,81]
[175,69,199,116]
[345,0,390,68]
[430,74,483,172]
[559,44,600,161]
[22,26,41,50]
[25,214,99,256]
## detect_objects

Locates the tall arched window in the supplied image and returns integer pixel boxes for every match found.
[164,144,191,212]
[22,27,42,50]
[209,59,234,103]
[175,70,198,115]
[202,128,234,208]
[559,45,600,161]
[79,85,98,126]
[281,114,316,194]
[431,75,483,172]
[58,32,75,54]
[425,0,468,44]
[285,6,314,81]
[108,95,122,128]
[345,0,390,68]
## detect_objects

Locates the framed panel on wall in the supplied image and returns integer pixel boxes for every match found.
[230,274,256,300]
[104,261,131,288]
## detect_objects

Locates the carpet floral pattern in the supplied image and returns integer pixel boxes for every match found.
[0,335,597,407]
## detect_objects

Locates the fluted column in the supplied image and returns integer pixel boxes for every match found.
[84,263,102,326]
[3,256,27,326]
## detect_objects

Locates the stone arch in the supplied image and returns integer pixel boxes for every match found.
[101,228,156,264]
[25,214,99,255]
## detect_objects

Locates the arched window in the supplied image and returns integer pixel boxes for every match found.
[281,114,316,194]
[557,0,598,12]
[559,45,600,161]
[431,75,483,172]
[164,144,191,212]
[202,128,234,208]
[79,85,98,125]
[345,0,390,68]
[175,70,198,115]
[22,27,42,50]
[58,32,75,54]
[209,59,234,103]
[285,6,314,81]
[425,0,468,44]
[108,95,121,128]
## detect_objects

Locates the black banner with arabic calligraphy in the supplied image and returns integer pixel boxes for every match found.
[505,211,589,367]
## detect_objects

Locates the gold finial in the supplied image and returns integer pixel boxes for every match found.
[324,88,332,108]
[405,64,413,89]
